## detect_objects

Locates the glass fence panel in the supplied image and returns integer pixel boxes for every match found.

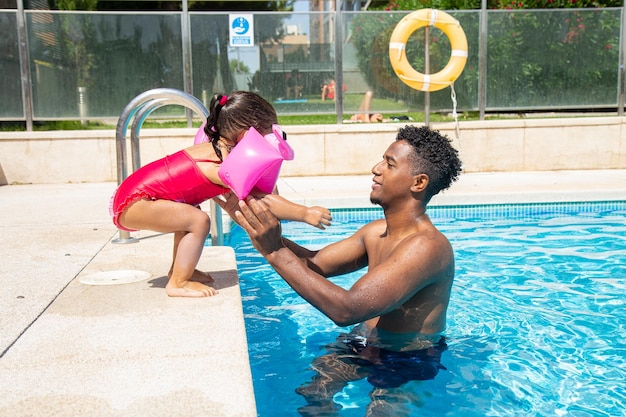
[26,11,184,119]
[343,10,480,119]
[3,8,625,121]
[486,8,621,111]
[0,11,23,119]
[190,12,229,110]
[191,11,338,115]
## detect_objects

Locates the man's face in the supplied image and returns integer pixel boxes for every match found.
[370,140,416,207]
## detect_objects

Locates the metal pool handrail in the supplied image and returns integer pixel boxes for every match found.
[112,88,224,246]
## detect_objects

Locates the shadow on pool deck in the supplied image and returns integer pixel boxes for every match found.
[0,170,625,415]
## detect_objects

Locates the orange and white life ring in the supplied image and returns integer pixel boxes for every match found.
[389,9,468,92]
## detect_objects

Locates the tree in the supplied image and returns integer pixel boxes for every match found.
[187,2,294,93]
[51,1,295,94]
[351,0,622,110]
[230,59,250,74]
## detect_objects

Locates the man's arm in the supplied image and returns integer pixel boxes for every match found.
[235,198,446,327]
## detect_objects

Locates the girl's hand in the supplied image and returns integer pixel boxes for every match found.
[305,206,332,230]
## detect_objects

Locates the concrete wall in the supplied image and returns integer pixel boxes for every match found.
[1,117,625,185]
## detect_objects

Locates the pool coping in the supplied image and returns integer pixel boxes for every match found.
[274,170,626,209]
[1,169,625,416]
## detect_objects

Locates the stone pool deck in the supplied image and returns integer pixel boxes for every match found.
[1,170,625,416]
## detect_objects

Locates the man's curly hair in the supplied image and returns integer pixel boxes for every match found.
[396,125,462,204]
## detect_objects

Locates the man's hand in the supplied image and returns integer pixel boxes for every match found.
[235,197,284,257]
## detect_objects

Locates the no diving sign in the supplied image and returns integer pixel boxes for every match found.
[230,14,254,47]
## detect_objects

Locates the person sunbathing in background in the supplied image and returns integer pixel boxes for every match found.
[349,91,383,123]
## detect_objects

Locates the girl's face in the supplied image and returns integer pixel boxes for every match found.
[217,136,236,158]
[217,130,246,158]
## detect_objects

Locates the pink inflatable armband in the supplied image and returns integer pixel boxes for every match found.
[194,121,209,144]
[218,125,294,199]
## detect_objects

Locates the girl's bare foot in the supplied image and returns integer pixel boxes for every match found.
[165,280,217,297]
[190,269,215,283]
[168,269,215,283]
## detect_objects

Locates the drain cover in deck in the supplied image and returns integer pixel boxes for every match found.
[79,270,152,286]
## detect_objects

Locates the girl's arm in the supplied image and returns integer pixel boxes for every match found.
[215,192,332,230]
[259,193,332,229]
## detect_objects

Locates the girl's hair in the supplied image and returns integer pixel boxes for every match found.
[204,91,278,160]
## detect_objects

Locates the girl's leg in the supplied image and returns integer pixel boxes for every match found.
[119,199,216,297]
[169,231,214,283]
[166,221,216,297]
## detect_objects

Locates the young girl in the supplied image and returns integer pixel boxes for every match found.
[110,91,332,298]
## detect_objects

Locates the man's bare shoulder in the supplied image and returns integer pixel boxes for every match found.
[406,225,452,252]
[349,218,386,243]
[382,222,453,267]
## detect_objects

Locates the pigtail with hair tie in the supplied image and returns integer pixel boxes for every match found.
[204,93,229,161]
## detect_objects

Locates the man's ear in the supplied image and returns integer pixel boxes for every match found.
[411,173,429,193]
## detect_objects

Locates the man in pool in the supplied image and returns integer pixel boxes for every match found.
[232,125,462,414]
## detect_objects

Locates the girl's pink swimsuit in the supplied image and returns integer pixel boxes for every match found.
[110,150,228,231]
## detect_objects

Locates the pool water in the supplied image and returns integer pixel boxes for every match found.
[226,202,626,416]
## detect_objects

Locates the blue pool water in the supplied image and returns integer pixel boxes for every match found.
[226,202,626,416]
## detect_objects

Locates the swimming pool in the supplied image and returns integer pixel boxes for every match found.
[227,202,626,416]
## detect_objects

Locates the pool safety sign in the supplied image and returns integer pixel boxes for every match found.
[230,14,254,47]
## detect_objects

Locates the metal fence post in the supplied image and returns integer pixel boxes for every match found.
[334,1,344,124]
[16,0,33,131]
[182,0,194,127]
[618,4,625,116]
[478,0,488,120]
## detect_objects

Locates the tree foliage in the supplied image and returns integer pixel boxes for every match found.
[380,0,622,10]
[351,0,622,110]
[50,0,295,12]
[46,1,295,99]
